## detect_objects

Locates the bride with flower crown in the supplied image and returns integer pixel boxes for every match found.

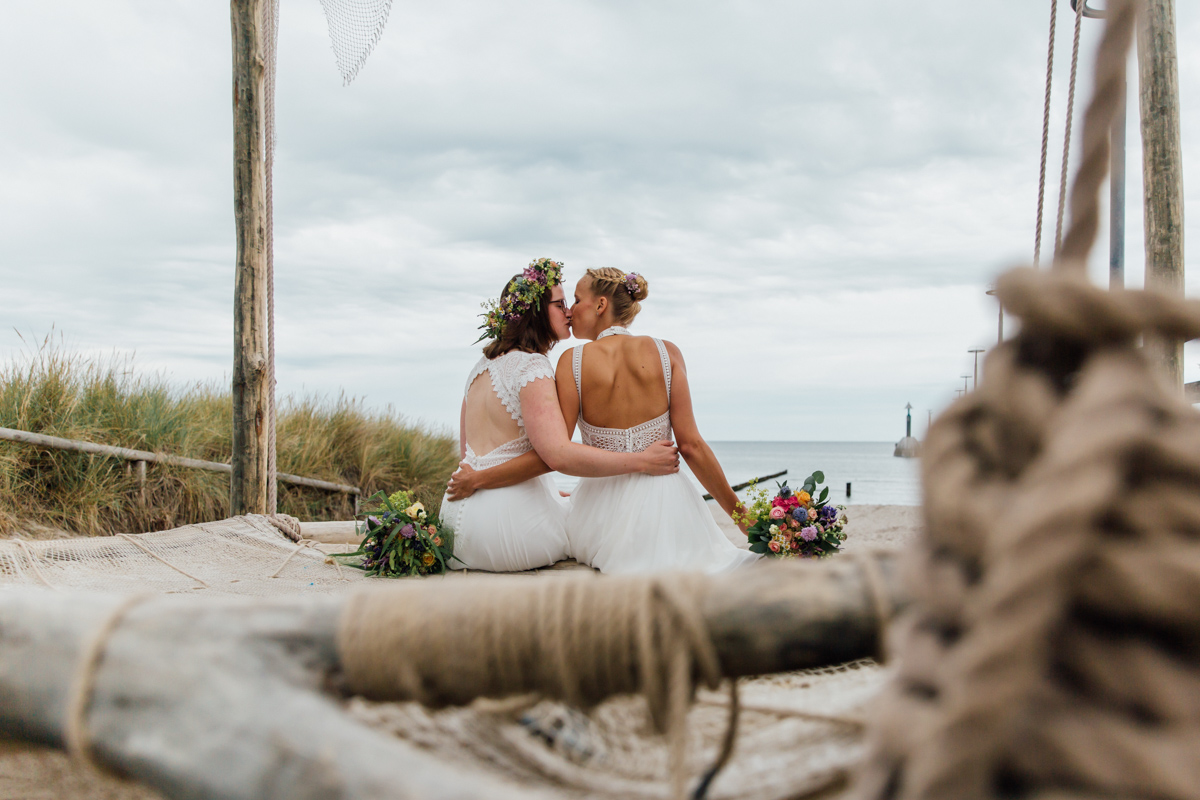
[448,265,757,575]
[440,258,680,573]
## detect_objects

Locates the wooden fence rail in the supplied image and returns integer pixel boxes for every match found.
[0,426,360,498]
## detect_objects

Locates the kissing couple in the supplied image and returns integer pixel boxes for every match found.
[440,258,758,575]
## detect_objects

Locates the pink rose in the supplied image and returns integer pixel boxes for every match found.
[769,506,786,520]
[808,507,819,520]
[768,540,781,553]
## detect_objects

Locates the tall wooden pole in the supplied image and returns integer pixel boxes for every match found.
[231,0,270,515]
[1137,0,1185,389]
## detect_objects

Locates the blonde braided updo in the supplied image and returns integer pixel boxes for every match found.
[584,267,649,325]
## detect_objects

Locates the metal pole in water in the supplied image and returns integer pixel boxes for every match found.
[846,482,852,498]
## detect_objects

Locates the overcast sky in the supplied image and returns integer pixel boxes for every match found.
[2,1,1198,441]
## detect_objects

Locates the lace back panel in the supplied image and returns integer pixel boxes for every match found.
[573,336,673,453]
[462,351,555,468]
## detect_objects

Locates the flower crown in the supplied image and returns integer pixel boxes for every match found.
[477,258,564,343]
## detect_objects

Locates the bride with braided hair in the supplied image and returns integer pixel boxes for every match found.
[558,267,757,573]
[440,259,680,572]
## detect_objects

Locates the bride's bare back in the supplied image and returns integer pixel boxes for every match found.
[464,372,522,455]
[575,335,669,429]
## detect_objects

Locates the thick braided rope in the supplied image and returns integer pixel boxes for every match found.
[1033,0,1059,267]
[854,3,1200,797]
[1058,0,1138,268]
[338,572,729,800]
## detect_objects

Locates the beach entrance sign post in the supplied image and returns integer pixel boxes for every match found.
[227,0,394,515]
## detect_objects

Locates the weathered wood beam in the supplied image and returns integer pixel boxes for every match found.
[0,557,906,799]
[1137,0,1185,388]
[231,0,271,515]
[0,426,361,497]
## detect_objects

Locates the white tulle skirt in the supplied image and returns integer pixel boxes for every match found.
[566,472,760,575]
[441,474,569,572]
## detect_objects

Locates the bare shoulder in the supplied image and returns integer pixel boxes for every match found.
[660,339,685,363]
[555,348,574,375]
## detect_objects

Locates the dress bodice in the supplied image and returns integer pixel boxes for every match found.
[573,329,673,453]
[463,350,555,469]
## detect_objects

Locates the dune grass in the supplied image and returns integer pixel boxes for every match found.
[0,341,459,537]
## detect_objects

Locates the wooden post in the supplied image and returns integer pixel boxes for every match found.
[136,460,147,505]
[1137,0,1185,389]
[231,0,270,515]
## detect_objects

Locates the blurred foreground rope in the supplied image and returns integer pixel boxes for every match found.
[855,2,1200,797]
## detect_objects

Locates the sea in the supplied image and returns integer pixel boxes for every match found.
[552,441,922,506]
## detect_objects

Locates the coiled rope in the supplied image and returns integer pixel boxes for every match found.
[854,2,1200,797]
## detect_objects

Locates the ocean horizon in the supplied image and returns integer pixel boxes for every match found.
[552,440,922,507]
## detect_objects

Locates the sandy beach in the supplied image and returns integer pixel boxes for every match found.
[709,502,924,553]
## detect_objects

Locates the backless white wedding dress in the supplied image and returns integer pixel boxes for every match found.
[566,328,759,574]
[440,351,569,571]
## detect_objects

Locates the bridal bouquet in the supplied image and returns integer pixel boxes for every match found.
[334,490,456,577]
[734,472,848,559]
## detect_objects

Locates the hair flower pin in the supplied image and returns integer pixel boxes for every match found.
[623,272,642,297]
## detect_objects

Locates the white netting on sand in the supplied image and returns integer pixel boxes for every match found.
[352,660,885,800]
[0,517,887,799]
[0,516,360,596]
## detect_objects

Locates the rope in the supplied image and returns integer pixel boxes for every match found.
[1053,0,1085,261]
[115,533,209,589]
[854,7,1200,798]
[12,540,57,589]
[266,513,303,542]
[1033,0,1058,267]
[692,681,740,800]
[338,572,733,800]
[64,594,150,771]
[263,0,280,515]
[697,695,865,728]
[1058,0,1137,267]
[268,538,320,578]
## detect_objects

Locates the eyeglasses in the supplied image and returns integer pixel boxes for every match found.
[547,300,568,313]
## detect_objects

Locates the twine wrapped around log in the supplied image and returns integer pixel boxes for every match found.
[855,2,1200,797]
[338,572,726,800]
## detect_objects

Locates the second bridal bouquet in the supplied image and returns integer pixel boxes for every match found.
[334,490,457,577]
[734,471,848,559]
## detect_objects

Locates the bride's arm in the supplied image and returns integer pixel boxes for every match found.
[458,399,467,460]
[663,341,747,532]
[555,350,580,438]
[524,379,679,477]
[445,450,551,500]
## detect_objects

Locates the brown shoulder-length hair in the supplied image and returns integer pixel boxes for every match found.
[482,274,559,359]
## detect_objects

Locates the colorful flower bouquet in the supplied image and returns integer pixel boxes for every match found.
[333,490,457,577]
[734,471,848,558]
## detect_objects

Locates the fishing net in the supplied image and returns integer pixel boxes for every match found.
[0,516,892,800]
[0,515,359,597]
[318,0,395,84]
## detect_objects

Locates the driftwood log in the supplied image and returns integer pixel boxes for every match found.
[0,556,904,800]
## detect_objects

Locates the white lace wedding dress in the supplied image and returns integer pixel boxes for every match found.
[566,328,759,574]
[440,351,569,571]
